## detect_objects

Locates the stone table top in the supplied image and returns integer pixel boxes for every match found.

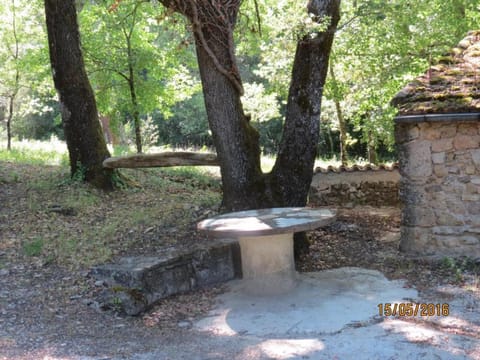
[197,207,336,237]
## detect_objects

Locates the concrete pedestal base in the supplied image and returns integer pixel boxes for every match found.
[238,233,296,295]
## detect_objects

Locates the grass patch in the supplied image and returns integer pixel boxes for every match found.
[440,256,480,283]
[0,138,68,166]
[1,147,223,269]
[23,238,44,257]
[2,139,361,269]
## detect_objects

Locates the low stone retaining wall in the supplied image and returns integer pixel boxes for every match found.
[91,240,240,315]
[309,164,400,207]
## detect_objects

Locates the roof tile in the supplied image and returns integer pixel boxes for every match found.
[392,30,480,115]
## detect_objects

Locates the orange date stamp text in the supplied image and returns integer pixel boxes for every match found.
[378,303,449,317]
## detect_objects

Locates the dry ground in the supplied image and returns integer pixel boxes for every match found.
[0,161,479,359]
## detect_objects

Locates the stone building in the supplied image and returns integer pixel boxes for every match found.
[392,30,480,257]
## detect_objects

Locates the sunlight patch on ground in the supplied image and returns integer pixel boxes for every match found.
[381,319,468,356]
[259,339,325,359]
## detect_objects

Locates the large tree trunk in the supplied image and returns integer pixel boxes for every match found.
[160,0,340,240]
[44,0,114,189]
[269,0,341,207]
[195,40,268,211]
[165,0,268,210]
[269,0,340,256]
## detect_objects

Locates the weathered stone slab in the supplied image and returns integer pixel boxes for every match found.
[91,240,238,315]
[400,140,432,179]
[402,206,435,227]
[472,149,480,167]
[399,226,432,254]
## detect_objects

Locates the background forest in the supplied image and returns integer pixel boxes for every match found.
[1,0,480,163]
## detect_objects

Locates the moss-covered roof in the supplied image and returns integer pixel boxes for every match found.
[392,30,480,115]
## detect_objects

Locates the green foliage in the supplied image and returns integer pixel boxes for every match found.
[321,0,480,160]
[79,0,199,149]
[0,0,55,146]
[23,238,44,257]
[242,82,281,124]
[2,0,480,159]
[441,256,480,273]
[440,256,480,283]
[12,96,62,140]
[155,92,212,148]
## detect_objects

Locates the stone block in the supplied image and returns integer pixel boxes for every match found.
[399,226,432,254]
[399,182,427,205]
[457,123,476,135]
[434,210,466,226]
[443,196,467,214]
[462,193,480,201]
[466,166,476,175]
[402,206,435,227]
[467,201,480,215]
[433,165,448,177]
[402,140,432,179]
[402,125,420,142]
[91,241,236,315]
[446,150,456,162]
[425,184,442,193]
[465,183,478,194]
[395,124,420,143]
[192,241,239,286]
[432,226,468,235]
[453,135,480,150]
[429,235,480,257]
[440,125,457,138]
[460,236,480,245]
[432,138,453,152]
[422,124,441,140]
[447,166,460,174]
[472,149,480,167]
[431,152,445,164]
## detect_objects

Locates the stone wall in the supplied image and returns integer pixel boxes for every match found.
[309,165,400,207]
[395,115,480,257]
[91,240,240,315]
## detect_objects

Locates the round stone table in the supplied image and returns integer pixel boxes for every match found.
[197,207,336,295]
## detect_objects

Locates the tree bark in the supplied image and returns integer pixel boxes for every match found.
[367,131,377,164]
[44,0,114,189]
[195,36,267,210]
[268,0,341,256]
[269,0,341,207]
[6,0,20,152]
[158,0,340,241]
[6,95,15,151]
[123,7,143,154]
[329,63,348,165]
[162,0,267,210]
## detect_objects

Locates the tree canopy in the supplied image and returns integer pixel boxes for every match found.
[1,0,479,160]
